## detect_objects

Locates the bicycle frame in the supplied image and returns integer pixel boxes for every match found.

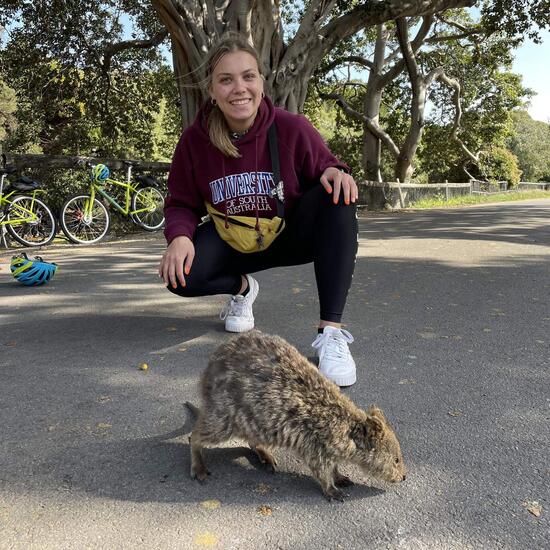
[84,177,153,218]
[0,174,43,227]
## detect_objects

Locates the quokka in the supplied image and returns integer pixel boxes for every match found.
[188,330,406,501]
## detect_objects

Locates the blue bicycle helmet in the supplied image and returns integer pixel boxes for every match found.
[91,163,110,182]
[10,253,58,286]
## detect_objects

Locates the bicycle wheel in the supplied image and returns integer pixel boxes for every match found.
[60,194,110,244]
[6,195,57,247]
[131,186,165,231]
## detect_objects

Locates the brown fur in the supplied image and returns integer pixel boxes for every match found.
[189,330,406,501]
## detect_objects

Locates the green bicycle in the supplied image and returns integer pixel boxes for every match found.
[60,161,165,244]
[0,165,57,247]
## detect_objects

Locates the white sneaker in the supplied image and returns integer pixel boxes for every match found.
[220,275,259,333]
[312,326,356,387]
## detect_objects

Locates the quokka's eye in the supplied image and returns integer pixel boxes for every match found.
[395,457,400,464]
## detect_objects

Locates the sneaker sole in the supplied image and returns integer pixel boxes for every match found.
[225,318,255,333]
[319,368,357,387]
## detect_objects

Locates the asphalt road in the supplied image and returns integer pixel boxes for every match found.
[1,199,549,549]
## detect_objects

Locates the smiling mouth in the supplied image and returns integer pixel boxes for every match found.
[230,98,251,105]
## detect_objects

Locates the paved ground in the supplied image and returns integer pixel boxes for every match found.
[0,199,549,549]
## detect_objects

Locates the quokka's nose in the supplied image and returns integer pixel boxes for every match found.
[402,474,407,481]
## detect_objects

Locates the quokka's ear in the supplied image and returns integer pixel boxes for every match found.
[350,416,384,451]
[367,405,387,423]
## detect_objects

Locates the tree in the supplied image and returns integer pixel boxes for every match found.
[149,0,478,127]
[0,1,180,159]
[507,110,550,181]
[312,6,531,183]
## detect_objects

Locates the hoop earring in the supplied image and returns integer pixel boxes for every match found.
[211,98,217,106]
[261,92,265,99]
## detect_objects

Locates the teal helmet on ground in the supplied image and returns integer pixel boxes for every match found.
[91,163,109,182]
[10,253,58,286]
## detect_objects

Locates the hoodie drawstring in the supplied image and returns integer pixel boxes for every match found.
[221,136,260,232]
[222,156,229,229]
[254,135,259,231]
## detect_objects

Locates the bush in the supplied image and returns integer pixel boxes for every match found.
[478,146,522,186]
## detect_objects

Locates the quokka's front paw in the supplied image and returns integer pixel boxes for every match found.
[190,464,211,482]
[323,486,348,503]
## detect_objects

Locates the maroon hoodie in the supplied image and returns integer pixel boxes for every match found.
[164,96,348,243]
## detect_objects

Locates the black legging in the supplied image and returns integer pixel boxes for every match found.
[168,185,358,323]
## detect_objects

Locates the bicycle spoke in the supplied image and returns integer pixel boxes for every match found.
[7,196,56,246]
[60,195,110,244]
[131,187,165,231]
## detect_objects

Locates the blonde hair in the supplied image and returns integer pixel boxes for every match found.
[205,33,263,158]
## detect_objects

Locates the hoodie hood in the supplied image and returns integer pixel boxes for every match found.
[192,95,276,147]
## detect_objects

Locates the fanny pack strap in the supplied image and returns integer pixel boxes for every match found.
[268,123,284,219]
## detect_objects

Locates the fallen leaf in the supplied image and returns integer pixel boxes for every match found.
[448,410,462,417]
[5,341,17,347]
[178,347,188,352]
[96,423,111,430]
[523,501,542,517]
[292,288,302,294]
[418,332,436,339]
[193,532,219,546]
[482,328,492,333]
[399,378,416,385]
[258,505,273,517]
[166,326,178,332]
[139,363,149,371]
[97,395,112,403]
[200,500,221,510]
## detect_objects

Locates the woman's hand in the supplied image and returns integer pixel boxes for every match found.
[158,235,195,289]
[320,167,358,205]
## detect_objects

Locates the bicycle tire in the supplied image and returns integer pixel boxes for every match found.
[6,195,57,247]
[60,194,110,244]
[131,186,165,231]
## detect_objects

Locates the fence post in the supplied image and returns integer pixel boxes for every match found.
[396,178,405,208]
[469,179,473,195]
[445,180,450,201]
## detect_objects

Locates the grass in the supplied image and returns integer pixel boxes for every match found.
[409,190,550,209]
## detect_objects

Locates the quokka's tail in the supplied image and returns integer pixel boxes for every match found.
[185,401,200,420]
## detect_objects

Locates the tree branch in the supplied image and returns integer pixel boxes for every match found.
[317,88,400,158]
[321,55,376,74]
[434,69,480,164]
[102,29,169,73]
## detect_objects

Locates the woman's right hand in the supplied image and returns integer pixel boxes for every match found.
[158,235,195,289]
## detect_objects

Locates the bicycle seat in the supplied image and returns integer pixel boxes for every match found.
[135,174,160,187]
[11,177,41,192]
[123,160,139,167]
[0,166,17,176]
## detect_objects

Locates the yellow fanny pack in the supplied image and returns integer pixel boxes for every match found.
[205,202,285,253]
[206,122,285,254]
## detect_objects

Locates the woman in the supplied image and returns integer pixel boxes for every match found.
[159,34,359,387]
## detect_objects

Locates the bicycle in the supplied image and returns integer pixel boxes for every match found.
[59,160,165,244]
[0,164,57,247]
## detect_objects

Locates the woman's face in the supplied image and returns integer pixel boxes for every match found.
[210,50,264,133]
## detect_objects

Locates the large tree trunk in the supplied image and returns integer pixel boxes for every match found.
[151,0,475,128]
[362,25,388,182]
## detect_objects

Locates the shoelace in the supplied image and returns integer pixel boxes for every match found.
[219,295,246,320]
[312,329,354,360]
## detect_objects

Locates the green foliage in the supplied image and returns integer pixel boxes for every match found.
[507,110,550,182]
[478,146,522,185]
[0,0,180,161]
[481,0,550,45]
[0,78,16,142]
